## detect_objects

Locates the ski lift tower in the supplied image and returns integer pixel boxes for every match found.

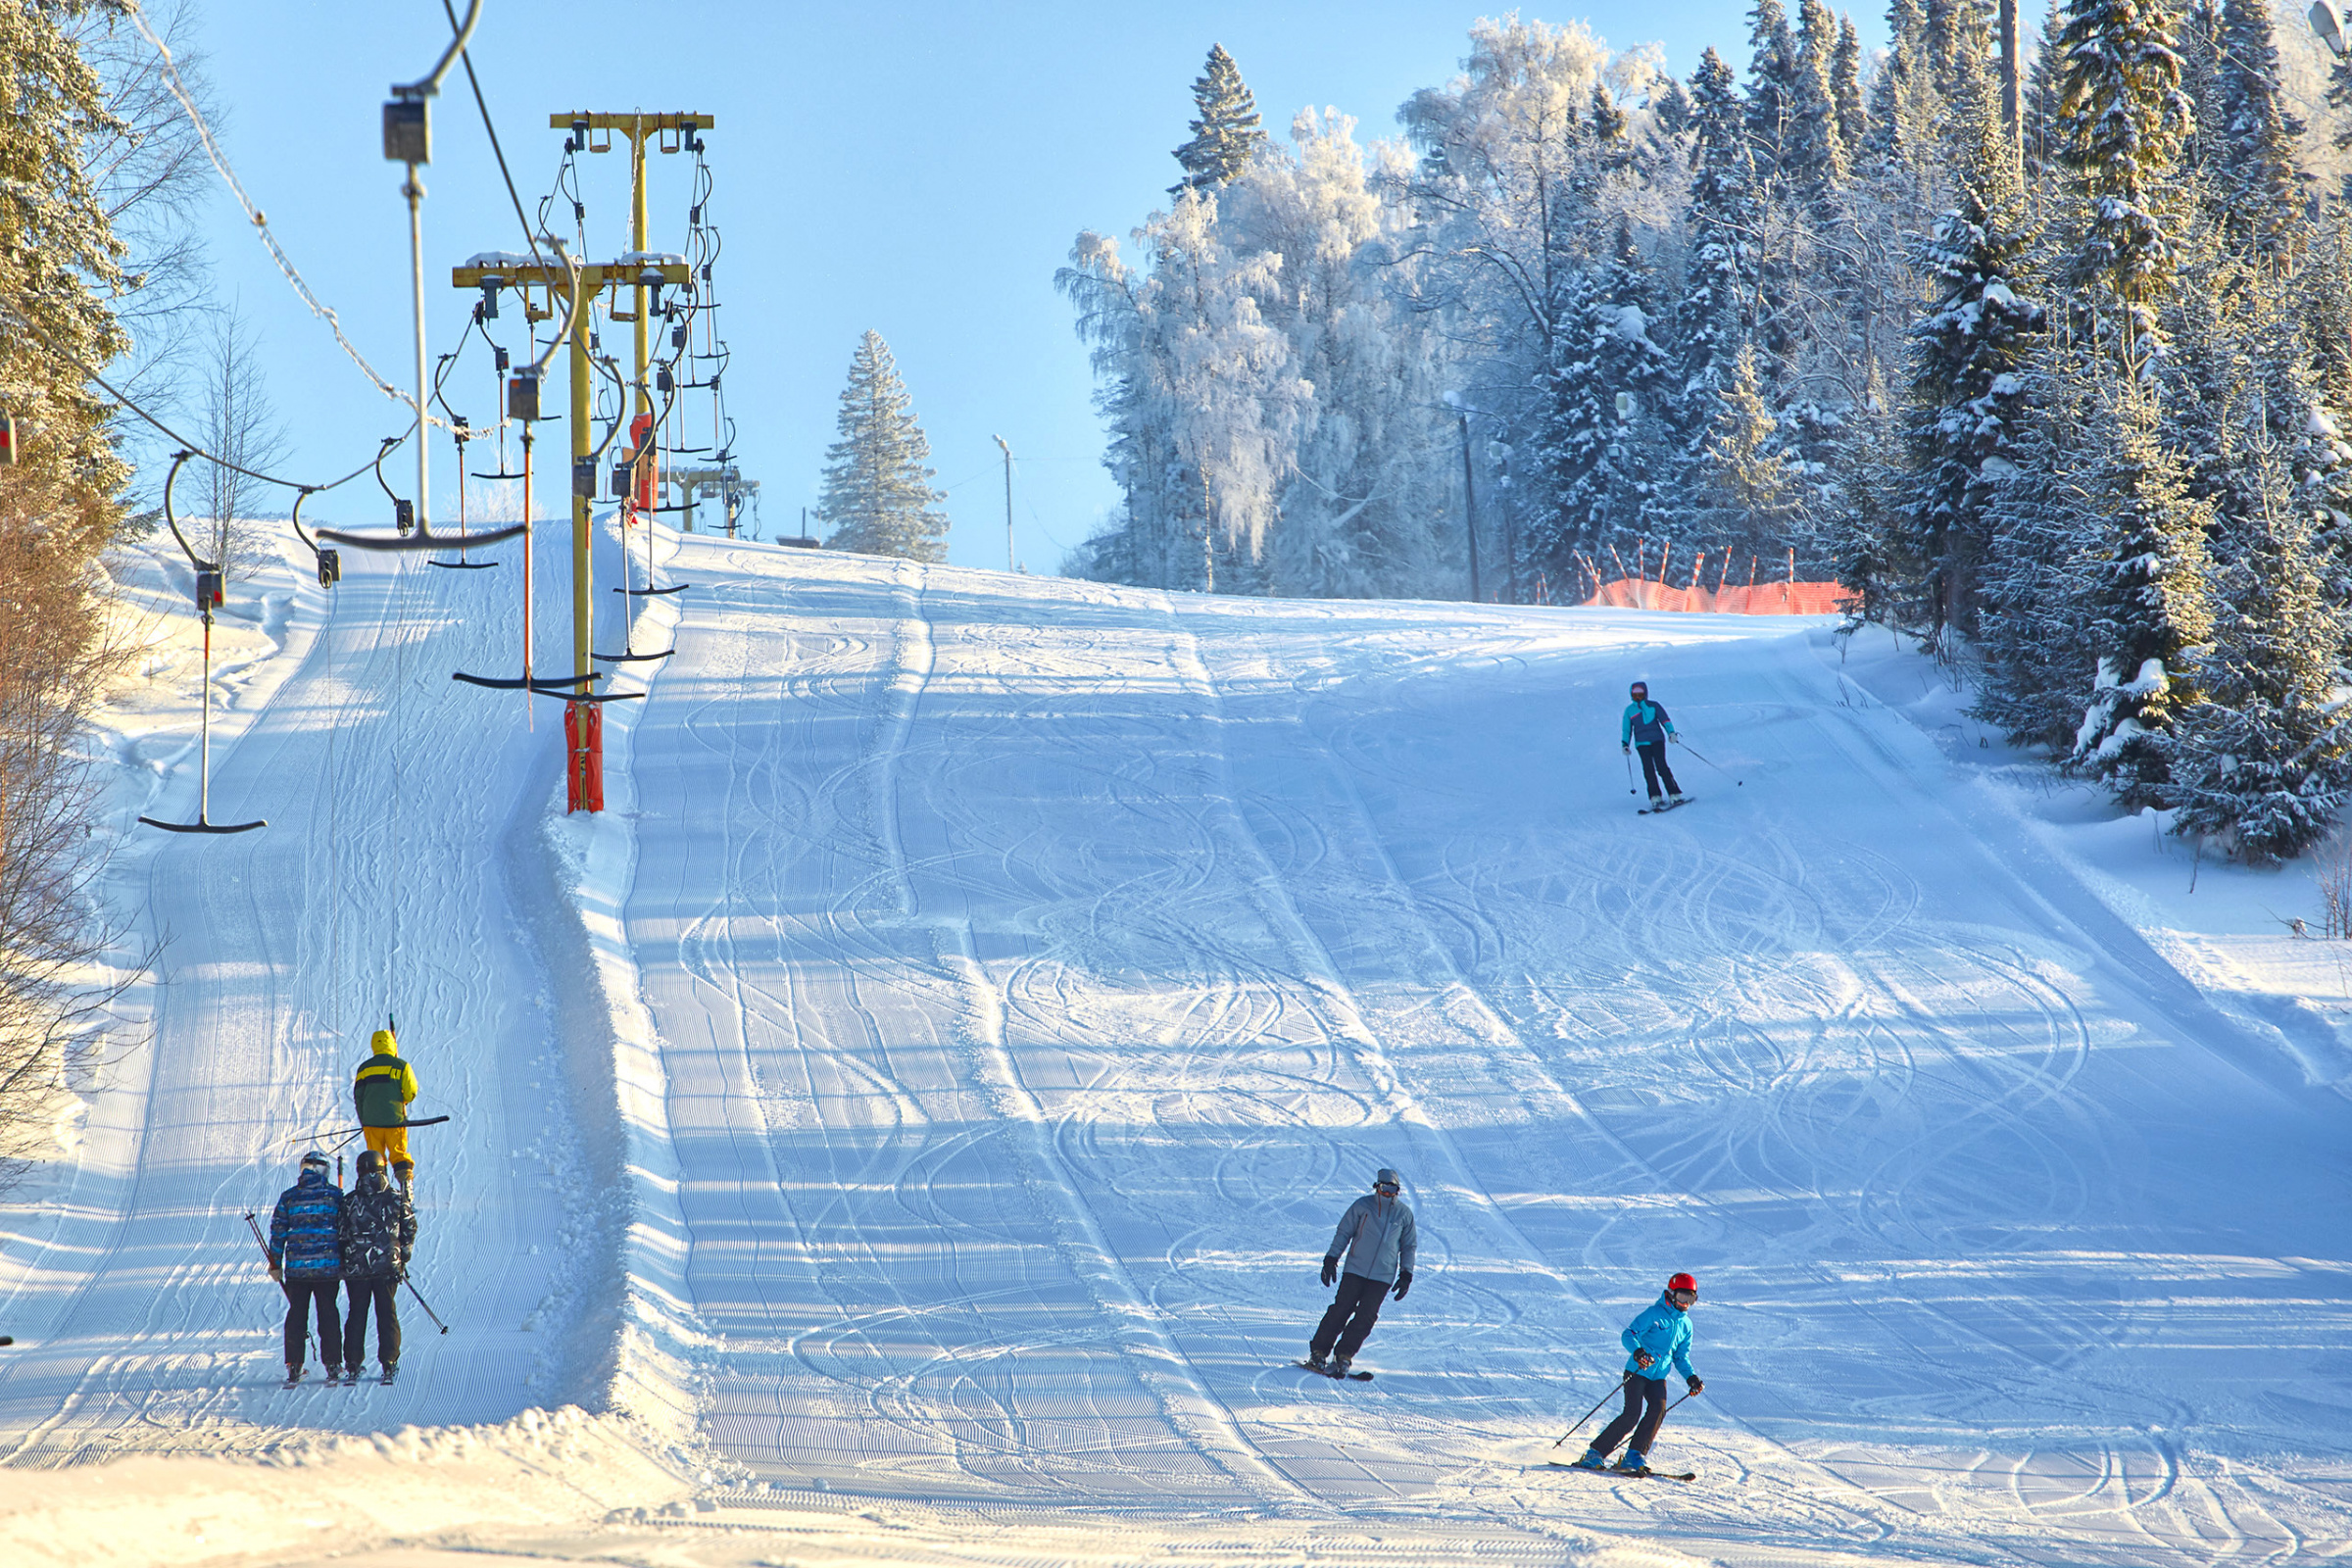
[453,251,688,808]
[666,465,759,536]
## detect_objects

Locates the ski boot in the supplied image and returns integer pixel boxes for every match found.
[1329,1356,1352,1379]
[1304,1350,1328,1373]
[392,1159,415,1188]
[1569,1447,1609,1470]
[1611,1448,1650,1475]
[378,1360,398,1387]
[281,1364,305,1390]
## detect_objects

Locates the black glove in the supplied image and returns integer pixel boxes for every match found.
[1391,1270,1413,1300]
[1634,1349,1655,1369]
[1621,744,1631,755]
[1686,1376,1704,1395]
[1320,1255,1339,1288]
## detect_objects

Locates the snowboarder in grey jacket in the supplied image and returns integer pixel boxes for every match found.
[1307,1168,1417,1376]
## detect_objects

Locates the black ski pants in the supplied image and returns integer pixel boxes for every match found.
[1637,741,1682,801]
[281,1278,341,1370]
[343,1278,400,1371]
[1592,1373,1671,1458]
[1310,1272,1389,1362]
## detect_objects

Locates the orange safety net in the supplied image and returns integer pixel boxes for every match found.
[1583,576,1846,615]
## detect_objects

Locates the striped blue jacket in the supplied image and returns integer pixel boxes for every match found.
[269,1167,344,1279]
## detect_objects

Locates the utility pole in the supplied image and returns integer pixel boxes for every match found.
[993,435,1014,572]
[1457,412,1482,604]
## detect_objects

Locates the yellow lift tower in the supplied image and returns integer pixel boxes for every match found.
[451,253,689,685]
[553,113,713,497]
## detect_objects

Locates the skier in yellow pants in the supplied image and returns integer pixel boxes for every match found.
[353,1028,419,1182]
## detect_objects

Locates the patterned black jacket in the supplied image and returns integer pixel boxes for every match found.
[338,1169,416,1280]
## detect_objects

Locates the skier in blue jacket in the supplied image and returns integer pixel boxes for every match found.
[267,1151,345,1385]
[1620,681,1686,809]
[1306,1168,1417,1377]
[1571,1271,1705,1474]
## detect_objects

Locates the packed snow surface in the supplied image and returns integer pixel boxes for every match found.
[2,523,2350,1566]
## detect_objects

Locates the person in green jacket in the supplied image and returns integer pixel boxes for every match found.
[353,1027,419,1181]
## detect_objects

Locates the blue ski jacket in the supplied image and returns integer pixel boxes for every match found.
[1326,1192,1417,1283]
[1621,700,1676,748]
[1621,1294,1695,1383]
[269,1166,345,1280]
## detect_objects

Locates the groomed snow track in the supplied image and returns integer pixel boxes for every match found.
[3,524,2350,1567]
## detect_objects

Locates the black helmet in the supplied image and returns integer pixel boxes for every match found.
[1630,680,1648,696]
[355,1150,383,1176]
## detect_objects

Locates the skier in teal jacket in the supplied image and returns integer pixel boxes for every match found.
[1570,1271,1704,1474]
[1620,681,1685,808]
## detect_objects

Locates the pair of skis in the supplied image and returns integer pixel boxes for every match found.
[1292,1359,1373,1382]
[1550,1458,1696,1482]
[282,1366,396,1389]
[1638,796,1693,816]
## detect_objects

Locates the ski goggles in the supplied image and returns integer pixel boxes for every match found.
[1668,1288,1697,1307]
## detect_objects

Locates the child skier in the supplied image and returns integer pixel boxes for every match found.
[1570,1271,1705,1475]
[1306,1168,1417,1377]
[1620,681,1686,809]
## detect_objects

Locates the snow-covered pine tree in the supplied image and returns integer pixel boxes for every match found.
[1695,344,1807,563]
[1863,0,1934,169]
[1895,33,2040,644]
[1834,15,1869,155]
[1677,48,1760,433]
[1976,350,2101,749]
[1787,0,1851,201]
[817,331,950,562]
[1532,216,1676,571]
[2166,434,2352,864]
[1171,44,1268,195]
[2021,1,2069,179]
[1652,74,1695,134]
[2053,0,2192,378]
[2069,379,2215,806]
[2207,0,2305,262]
[1743,0,1801,188]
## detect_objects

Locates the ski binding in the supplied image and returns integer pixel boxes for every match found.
[1294,1359,1373,1381]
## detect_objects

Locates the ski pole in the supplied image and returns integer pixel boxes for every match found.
[404,1277,450,1335]
[1622,749,1636,795]
[1675,739,1742,787]
[1551,1372,1634,1447]
[242,1211,274,1270]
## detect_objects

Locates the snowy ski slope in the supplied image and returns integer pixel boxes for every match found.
[3,523,2351,1567]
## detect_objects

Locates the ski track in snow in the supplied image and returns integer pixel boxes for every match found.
[5,529,2352,1566]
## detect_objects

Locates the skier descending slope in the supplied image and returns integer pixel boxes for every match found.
[1304,1168,1417,1379]
[267,1152,345,1387]
[1570,1272,1705,1476]
[1620,681,1688,811]
[338,1150,416,1386]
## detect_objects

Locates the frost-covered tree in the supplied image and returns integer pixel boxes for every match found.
[1531,216,1676,569]
[2204,0,2305,260]
[2053,0,2192,377]
[1743,0,1802,187]
[2166,436,2352,864]
[1787,0,1851,201]
[1694,345,1807,563]
[1171,44,1268,195]
[195,304,288,581]
[1895,43,2040,643]
[1677,48,1760,419]
[2069,382,2214,805]
[816,331,949,562]
[1834,15,1869,155]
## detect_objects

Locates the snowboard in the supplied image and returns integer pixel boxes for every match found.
[1550,1460,1695,1481]
[1294,1360,1374,1382]
[1638,797,1692,815]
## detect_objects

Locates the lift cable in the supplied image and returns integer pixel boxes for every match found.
[120,0,452,423]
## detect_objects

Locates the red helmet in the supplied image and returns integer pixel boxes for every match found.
[1667,1272,1697,1293]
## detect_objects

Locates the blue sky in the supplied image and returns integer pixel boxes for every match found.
[182,3,1895,570]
